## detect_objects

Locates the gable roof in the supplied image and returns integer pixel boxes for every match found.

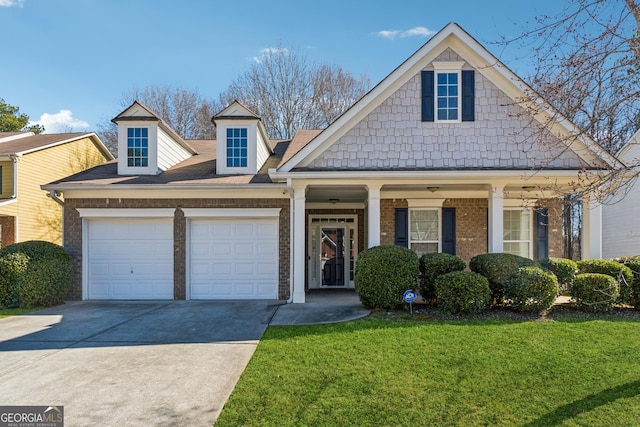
[276,22,621,173]
[213,100,274,155]
[0,131,113,159]
[112,100,198,155]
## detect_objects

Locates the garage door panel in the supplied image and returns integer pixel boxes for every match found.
[87,219,173,300]
[189,218,278,300]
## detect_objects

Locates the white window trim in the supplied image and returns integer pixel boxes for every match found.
[503,207,533,259]
[409,208,441,254]
[432,61,465,123]
[117,123,159,175]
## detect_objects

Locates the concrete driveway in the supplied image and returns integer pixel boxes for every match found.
[0,300,279,426]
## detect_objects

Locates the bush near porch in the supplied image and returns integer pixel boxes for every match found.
[354,246,640,313]
[0,241,72,308]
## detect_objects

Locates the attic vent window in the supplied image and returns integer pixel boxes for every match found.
[226,128,248,167]
[127,127,148,167]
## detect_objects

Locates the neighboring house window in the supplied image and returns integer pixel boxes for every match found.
[437,72,459,120]
[409,209,440,255]
[503,209,532,258]
[226,128,248,168]
[127,127,148,167]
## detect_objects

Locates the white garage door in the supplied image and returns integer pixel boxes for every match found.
[189,218,278,299]
[87,219,174,299]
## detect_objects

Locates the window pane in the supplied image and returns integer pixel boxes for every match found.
[448,73,458,84]
[411,242,439,257]
[504,242,530,258]
[410,210,439,241]
[438,110,447,120]
[437,73,447,84]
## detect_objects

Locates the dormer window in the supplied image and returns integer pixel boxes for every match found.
[227,128,248,168]
[127,127,149,167]
[421,61,474,123]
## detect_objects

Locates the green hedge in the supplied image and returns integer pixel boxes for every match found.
[354,245,419,309]
[571,273,619,312]
[419,253,466,302]
[614,256,640,309]
[469,253,539,302]
[0,253,29,308]
[434,271,491,314]
[0,241,72,308]
[504,266,560,313]
[539,257,577,290]
[576,259,633,305]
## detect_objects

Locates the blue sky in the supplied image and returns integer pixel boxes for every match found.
[0,0,564,134]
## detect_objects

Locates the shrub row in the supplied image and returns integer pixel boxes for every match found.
[354,246,640,314]
[0,241,72,308]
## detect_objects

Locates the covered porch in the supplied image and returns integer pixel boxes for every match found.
[288,173,602,303]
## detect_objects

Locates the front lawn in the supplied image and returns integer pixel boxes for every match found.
[0,307,43,318]
[216,314,640,426]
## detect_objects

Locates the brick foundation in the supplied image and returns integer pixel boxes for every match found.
[0,216,16,248]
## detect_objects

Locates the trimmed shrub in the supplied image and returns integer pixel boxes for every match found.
[469,253,538,301]
[0,253,29,308]
[0,241,72,308]
[576,259,633,305]
[614,256,640,309]
[539,257,577,290]
[504,266,560,313]
[434,271,491,314]
[419,253,466,302]
[571,273,619,312]
[354,245,419,309]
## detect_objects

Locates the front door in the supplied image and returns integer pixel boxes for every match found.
[308,216,357,289]
[321,227,345,286]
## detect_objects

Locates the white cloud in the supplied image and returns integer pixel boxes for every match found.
[0,0,24,7]
[253,47,289,63]
[31,110,90,134]
[375,26,435,40]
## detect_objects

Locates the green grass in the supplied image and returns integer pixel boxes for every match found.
[216,315,640,426]
[0,307,43,318]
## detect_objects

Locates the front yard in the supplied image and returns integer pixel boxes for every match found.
[216,310,640,426]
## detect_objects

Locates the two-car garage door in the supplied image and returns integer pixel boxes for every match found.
[84,211,279,300]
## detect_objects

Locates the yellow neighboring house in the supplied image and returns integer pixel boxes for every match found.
[0,131,113,246]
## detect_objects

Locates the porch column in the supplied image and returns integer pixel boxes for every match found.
[292,185,306,303]
[582,195,602,260]
[367,184,381,248]
[488,185,504,253]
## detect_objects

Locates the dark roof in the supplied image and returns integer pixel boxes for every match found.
[0,132,105,156]
[47,138,291,186]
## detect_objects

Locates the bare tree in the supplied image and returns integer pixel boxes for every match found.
[501,1,640,257]
[508,0,640,158]
[218,46,370,139]
[97,85,217,155]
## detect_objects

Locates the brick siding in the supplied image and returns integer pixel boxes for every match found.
[0,216,16,247]
[63,198,289,301]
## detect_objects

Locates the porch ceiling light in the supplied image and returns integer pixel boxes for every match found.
[522,186,535,191]
[427,186,439,192]
[329,198,340,204]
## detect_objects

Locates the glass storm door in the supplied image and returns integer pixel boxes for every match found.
[321,227,345,286]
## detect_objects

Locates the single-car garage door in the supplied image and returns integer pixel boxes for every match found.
[189,218,278,299]
[86,219,174,299]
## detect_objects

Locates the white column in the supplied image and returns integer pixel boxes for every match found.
[582,195,602,260]
[488,185,504,253]
[367,184,381,248]
[292,186,306,303]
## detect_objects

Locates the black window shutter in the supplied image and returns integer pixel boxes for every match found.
[395,208,409,247]
[442,208,456,255]
[421,71,434,122]
[461,70,475,122]
[534,207,549,260]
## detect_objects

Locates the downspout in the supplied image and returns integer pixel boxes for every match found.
[47,189,64,207]
[47,190,65,248]
[9,154,19,199]
[287,177,294,303]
